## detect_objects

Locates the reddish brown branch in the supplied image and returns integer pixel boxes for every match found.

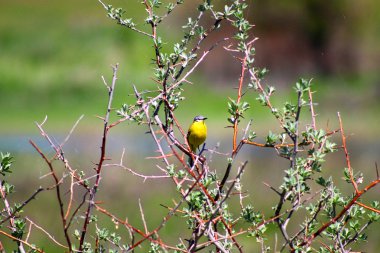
[29,140,72,250]
[0,187,44,226]
[79,64,119,250]
[308,87,317,130]
[300,177,380,248]
[95,204,185,252]
[355,201,380,214]
[337,112,359,193]
[232,49,248,154]
[242,128,340,149]
[0,229,44,253]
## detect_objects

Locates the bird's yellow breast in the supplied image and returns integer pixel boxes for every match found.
[187,121,207,152]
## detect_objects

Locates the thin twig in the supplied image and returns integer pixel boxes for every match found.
[104,163,170,181]
[25,217,69,250]
[308,83,317,130]
[0,229,43,253]
[65,173,75,220]
[0,187,45,226]
[98,0,153,38]
[60,114,84,147]
[79,63,119,250]
[232,46,249,153]
[29,140,72,250]
[300,176,380,247]
[337,112,359,193]
[355,201,380,214]
[139,199,148,234]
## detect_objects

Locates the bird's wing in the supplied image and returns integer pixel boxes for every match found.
[186,128,191,141]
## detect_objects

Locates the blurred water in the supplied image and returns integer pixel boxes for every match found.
[0,133,154,155]
[2,132,380,166]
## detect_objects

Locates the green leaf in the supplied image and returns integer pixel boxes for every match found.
[0,152,13,176]
[257,68,269,79]
[96,227,110,241]
[248,131,256,141]
[295,78,311,94]
[316,177,327,187]
[265,131,278,145]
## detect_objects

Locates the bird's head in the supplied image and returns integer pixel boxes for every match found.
[193,115,207,122]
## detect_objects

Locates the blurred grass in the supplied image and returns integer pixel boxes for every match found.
[1,0,150,132]
[1,0,380,134]
[1,0,380,251]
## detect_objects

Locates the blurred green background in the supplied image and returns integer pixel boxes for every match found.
[1,0,380,251]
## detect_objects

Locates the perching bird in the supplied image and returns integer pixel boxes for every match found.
[187,115,207,165]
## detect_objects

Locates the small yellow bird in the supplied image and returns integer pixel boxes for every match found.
[187,115,208,153]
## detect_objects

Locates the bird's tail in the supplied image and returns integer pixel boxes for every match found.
[188,144,196,167]
[188,154,194,167]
